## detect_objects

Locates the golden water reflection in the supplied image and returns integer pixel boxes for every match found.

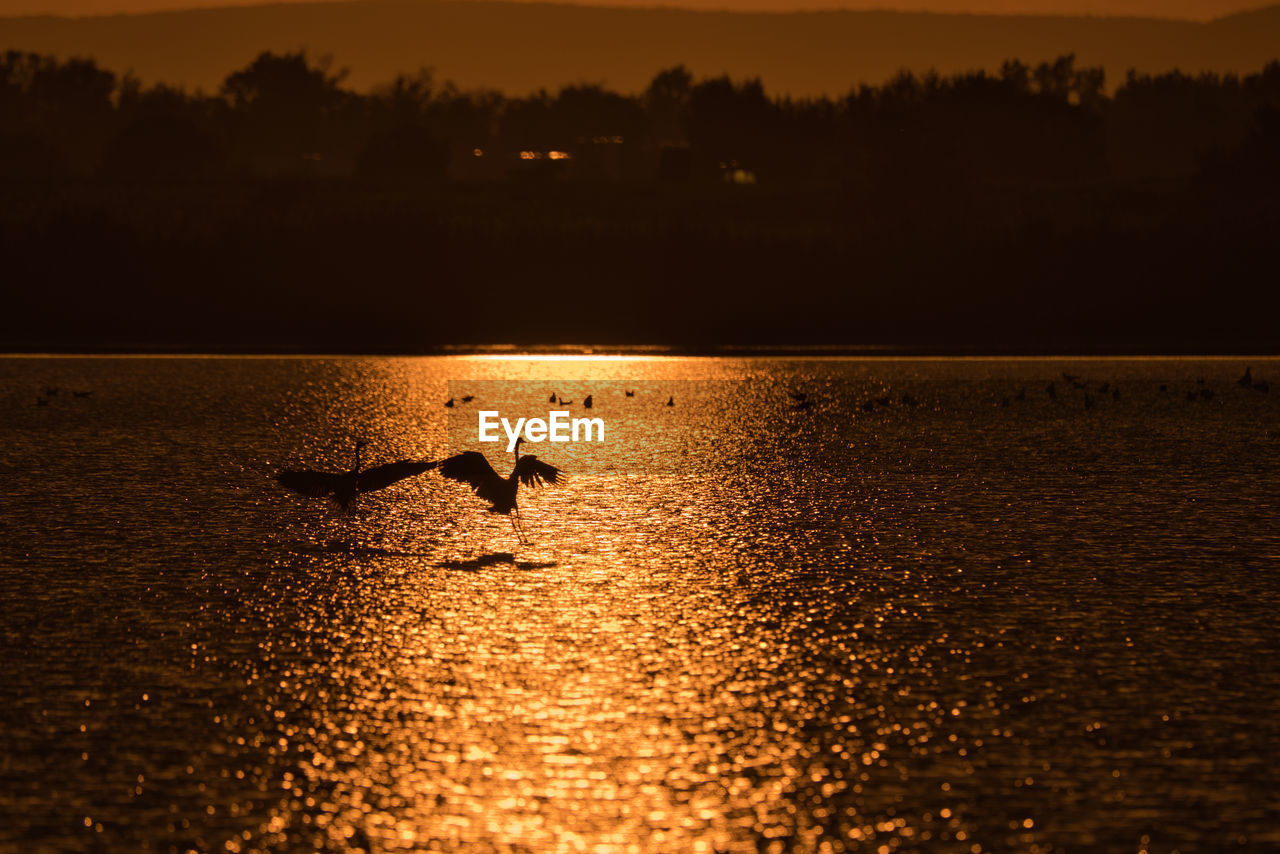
[1,357,1278,852]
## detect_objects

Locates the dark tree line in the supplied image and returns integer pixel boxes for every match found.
[2,49,1278,186]
[2,49,1279,352]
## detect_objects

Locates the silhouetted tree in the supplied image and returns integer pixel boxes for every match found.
[221,51,355,175]
[0,51,115,173]
[646,65,693,146]
[102,81,224,180]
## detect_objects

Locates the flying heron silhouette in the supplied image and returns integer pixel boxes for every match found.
[276,440,433,510]
[431,437,561,543]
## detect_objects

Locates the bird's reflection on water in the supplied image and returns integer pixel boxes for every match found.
[437,553,559,571]
[0,356,1279,852]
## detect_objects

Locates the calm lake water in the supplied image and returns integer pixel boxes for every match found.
[1,356,1278,853]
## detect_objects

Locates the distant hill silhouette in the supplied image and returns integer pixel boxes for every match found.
[2,0,1280,95]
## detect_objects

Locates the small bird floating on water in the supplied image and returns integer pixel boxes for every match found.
[1241,367,1269,393]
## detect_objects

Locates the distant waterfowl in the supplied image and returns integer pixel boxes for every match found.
[43,386,59,396]
[1242,368,1269,393]
[444,398,455,408]
[1098,383,1110,394]
[901,393,918,406]
[549,392,557,403]
[666,396,674,407]
[73,390,92,398]
[583,394,593,409]
[558,397,573,405]
[1061,373,1078,383]
[1084,394,1095,410]
[1014,387,1026,402]
[625,390,635,397]
[1199,388,1214,400]
[860,399,874,412]
[1112,388,1121,400]
[1001,396,1011,407]
[1046,381,1057,400]
[789,391,816,410]
[432,437,561,542]
[1159,384,1168,393]
[276,440,433,511]
[875,395,891,406]
[1187,390,1198,401]
[35,396,49,406]
[462,395,475,402]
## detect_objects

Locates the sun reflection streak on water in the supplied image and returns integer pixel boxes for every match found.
[0,357,1279,852]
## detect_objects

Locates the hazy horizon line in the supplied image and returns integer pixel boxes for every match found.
[5,347,1280,359]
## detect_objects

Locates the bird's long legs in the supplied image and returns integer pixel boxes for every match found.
[511,509,529,545]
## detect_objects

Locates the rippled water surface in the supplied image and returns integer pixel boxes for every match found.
[2,356,1279,853]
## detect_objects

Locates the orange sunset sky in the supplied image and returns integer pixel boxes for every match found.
[1,0,1272,20]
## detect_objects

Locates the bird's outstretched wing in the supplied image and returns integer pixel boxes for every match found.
[436,452,502,489]
[514,455,561,488]
[276,469,345,499]
[358,460,434,493]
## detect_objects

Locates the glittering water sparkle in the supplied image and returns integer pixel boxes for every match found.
[1,356,1278,853]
